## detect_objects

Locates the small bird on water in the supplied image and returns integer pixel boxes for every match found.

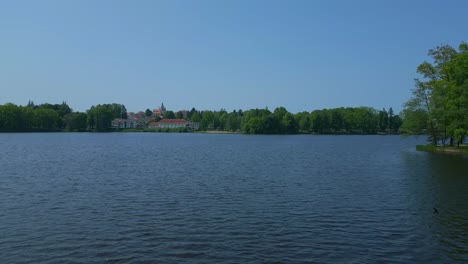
[433,208,439,214]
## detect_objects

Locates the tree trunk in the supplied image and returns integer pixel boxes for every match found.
[429,121,437,145]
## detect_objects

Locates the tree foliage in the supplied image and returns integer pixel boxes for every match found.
[0,102,403,135]
[164,111,176,119]
[145,109,153,117]
[0,102,78,131]
[402,42,468,145]
[86,103,126,131]
[184,106,400,134]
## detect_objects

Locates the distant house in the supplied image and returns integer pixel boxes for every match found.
[153,109,162,117]
[112,118,138,129]
[190,122,200,130]
[131,116,153,128]
[134,111,145,119]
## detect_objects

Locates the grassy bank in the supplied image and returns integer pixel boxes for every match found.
[416,144,468,154]
[194,130,241,134]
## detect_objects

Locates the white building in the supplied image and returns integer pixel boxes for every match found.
[147,119,199,130]
[112,118,138,129]
[148,119,187,129]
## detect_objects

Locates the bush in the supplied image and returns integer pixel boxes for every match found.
[416,144,438,152]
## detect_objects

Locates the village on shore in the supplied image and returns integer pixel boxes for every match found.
[111,103,200,131]
[0,101,406,134]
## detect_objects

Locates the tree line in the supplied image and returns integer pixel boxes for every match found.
[401,42,467,146]
[182,106,401,134]
[0,101,402,134]
[0,102,124,132]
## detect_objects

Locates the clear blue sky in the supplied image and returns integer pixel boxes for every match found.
[1,0,466,113]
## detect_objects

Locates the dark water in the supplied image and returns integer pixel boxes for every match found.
[1,133,467,263]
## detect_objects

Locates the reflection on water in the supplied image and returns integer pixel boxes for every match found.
[402,151,468,262]
[428,154,468,262]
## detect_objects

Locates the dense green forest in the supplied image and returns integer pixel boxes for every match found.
[183,106,401,134]
[0,101,402,134]
[0,102,125,132]
[401,42,468,146]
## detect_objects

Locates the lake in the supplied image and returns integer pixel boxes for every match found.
[1,133,467,263]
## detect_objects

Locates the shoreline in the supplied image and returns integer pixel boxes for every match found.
[416,144,468,155]
[194,130,241,134]
[0,129,402,135]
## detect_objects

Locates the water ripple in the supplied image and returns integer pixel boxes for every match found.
[0,134,467,263]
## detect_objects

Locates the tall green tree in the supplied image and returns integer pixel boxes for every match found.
[200,110,214,129]
[33,108,60,129]
[64,112,88,131]
[281,112,298,134]
[378,108,389,131]
[164,111,176,119]
[86,104,123,131]
[175,111,184,119]
[295,111,311,132]
[402,42,468,145]
[190,111,201,122]
[145,109,153,117]
[0,103,24,130]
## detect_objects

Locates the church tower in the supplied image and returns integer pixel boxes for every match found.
[160,103,166,115]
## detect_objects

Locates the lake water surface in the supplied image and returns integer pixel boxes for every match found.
[1,133,467,263]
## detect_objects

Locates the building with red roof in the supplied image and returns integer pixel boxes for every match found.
[148,119,187,129]
[148,119,199,130]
